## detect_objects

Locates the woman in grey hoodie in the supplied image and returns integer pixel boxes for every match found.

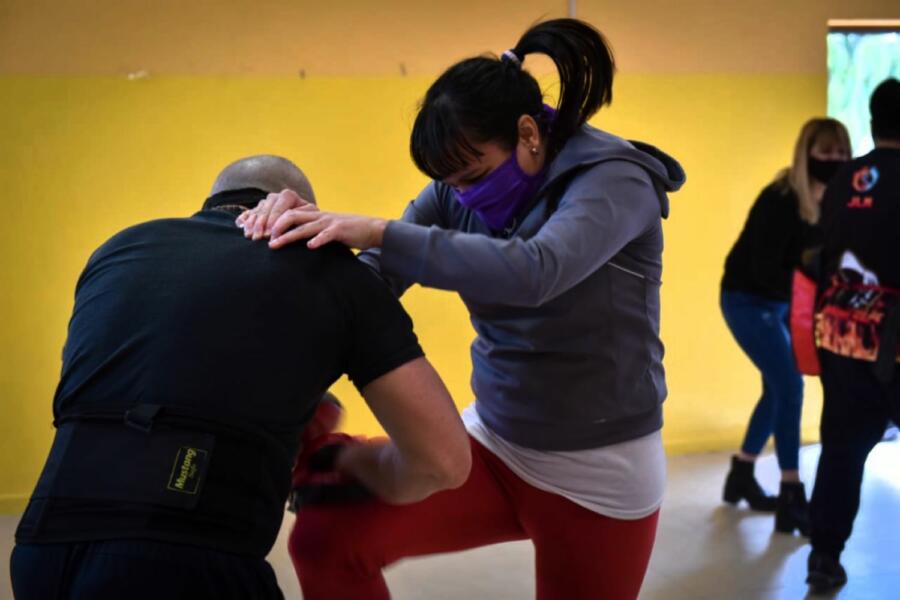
[245,18,684,600]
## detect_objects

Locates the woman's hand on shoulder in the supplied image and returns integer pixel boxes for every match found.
[236,189,315,241]
[269,210,388,251]
[236,188,387,251]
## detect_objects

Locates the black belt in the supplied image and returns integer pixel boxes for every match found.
[17,404,293,558]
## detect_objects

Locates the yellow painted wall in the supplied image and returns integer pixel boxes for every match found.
[1,0,895,75]
[2,0,898,512]
[1,72,824,512]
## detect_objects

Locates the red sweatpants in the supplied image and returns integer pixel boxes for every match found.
[289,437,659,600]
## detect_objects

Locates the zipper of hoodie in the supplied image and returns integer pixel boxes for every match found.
[608,261,662,285]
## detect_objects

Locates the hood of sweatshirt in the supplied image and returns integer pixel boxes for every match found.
[540,124,686,218]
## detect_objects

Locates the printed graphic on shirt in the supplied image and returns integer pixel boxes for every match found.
[848,165,879,209]
[816,251,900,362]
[852,165,880,193]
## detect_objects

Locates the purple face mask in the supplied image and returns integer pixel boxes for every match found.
[451,105,555,231]
[453,156,547,231]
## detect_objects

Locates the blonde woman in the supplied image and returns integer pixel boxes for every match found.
[720,118,851,535]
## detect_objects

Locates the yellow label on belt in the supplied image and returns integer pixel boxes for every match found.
[167,446,207,495]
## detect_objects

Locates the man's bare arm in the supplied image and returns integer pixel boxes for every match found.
[336,357,471,504]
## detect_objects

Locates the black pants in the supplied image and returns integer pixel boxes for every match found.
[10,539,284,600]
[810,351,900,558]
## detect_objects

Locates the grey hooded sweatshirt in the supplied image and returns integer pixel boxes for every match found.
[361,124,685,451]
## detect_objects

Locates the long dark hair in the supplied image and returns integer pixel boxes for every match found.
[410,18,615,181]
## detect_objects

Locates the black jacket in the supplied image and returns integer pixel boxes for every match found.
[722,181,820,301]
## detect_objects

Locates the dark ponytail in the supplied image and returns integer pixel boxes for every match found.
[410,18,615,181]
[514,19,615,157]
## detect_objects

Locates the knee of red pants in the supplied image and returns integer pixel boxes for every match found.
[288,504,385,582]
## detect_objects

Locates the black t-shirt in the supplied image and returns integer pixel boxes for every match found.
[820,147,900,287]
[54,205,424,458]
[722,181,820,301]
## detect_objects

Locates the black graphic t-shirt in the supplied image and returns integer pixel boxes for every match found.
[817,147,900,361]
[820,147,900,288]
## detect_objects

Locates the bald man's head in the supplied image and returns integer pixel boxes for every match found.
[209,155,315,203]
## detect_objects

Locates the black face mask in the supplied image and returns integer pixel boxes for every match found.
[808,157,845,184]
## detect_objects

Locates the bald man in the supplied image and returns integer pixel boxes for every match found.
[10,155,470,599]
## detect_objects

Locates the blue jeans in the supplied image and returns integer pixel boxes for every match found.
[721,289,804,470]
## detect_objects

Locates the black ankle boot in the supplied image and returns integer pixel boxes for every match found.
[722,456,777,511]
[806,550,847,593]
[775,481,810,536]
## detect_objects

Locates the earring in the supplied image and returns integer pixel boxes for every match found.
[529,147,539,156]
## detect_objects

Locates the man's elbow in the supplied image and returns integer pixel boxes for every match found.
[387,444,470,505]
[441,443,472,489]
[422,440,472,492]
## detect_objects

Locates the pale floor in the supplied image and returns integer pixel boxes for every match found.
[3,442,898,599]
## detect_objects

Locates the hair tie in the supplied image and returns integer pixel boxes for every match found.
[501,49,522,68]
